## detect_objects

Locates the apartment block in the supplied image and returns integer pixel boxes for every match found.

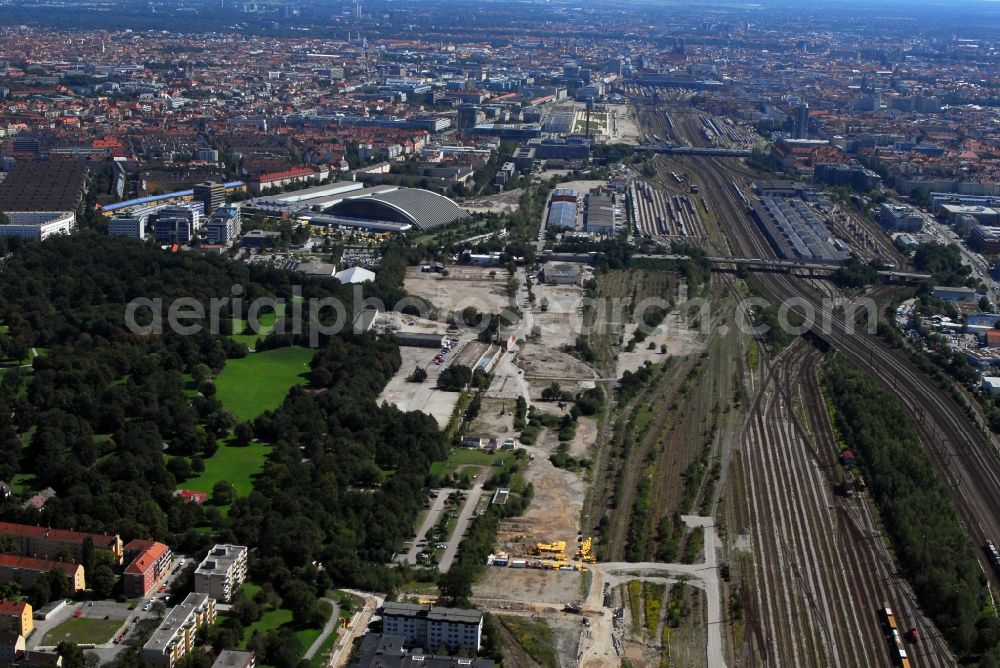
[0,601,31,638]
[0,556,85,593]
[0,522,123,565]
[209,650,254,668]
[140,593,216,668]
[123,540,172,598]
[381,603,482,652]
[193,545,247,603]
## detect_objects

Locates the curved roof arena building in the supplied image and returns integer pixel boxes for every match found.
[322,186,470,231]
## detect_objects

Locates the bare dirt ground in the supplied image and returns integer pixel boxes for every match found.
[473,568,580,606]
[404,267,512,318]
[496,438,586,559]
[467,396,518,437]
[377,345,461,428]
[463,188,523,215]
[568,417,598,459]
[615,308,708,377]
[519,344,596,384]
[531,281,587,351]
[606,103,641,144]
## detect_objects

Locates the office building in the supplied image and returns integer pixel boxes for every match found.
[154,217,194,244]
[108,214,148,239]
[456,105,484,131]
[796,103,810,139]
[204,206,241,245]
[123,540,172,598]
[193,182,226,216]
[0,522,123,565]
[0,212,75,240]
[878,202,924,232]
[140,593,216,668]
[194,545,247,603]
[381,603,483,652]
[0,601,31,638]
[972,225,1000,254]
[0,555,85,593]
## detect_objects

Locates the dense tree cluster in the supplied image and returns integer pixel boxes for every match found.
[823,356,1000,666]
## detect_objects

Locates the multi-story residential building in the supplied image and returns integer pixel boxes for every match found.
[0,631,26,666]
[209,650,254,668]
[0,601,31,638]
[123,541,172,598]
[0,522,123,565]
[381,603,483,652]
[193,545,247,603]
[0,555,85,593]
[140,593,216,668]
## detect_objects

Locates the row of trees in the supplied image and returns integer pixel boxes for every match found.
[823,356,1000,665]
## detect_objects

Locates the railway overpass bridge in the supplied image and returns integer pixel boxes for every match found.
[633,143,752,157]
[632,253,931,283]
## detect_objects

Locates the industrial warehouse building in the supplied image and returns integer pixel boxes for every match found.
[584,193,616,234]
[395,332,447,348]
[546,201,577,230]
[381,602,483,652]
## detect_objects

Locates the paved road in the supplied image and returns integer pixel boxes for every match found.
[438,483,485,573]
[398,488,456,565]
[302,598,340,661]
[581,515,726,668]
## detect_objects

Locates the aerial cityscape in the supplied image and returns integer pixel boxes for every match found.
[1,0,1000,667]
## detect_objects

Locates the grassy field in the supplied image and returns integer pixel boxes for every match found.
[180,440,270,499]
[498,616,558,668]
[239,591,333,665]
[214,346,315,421]
[231,307,283,349]
[46,617,121,645]
[429,448,502,477]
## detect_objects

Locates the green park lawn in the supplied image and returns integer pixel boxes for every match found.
[429,448,503,478]
[46,617,121,645]
[231,305,284,349]
[214,346,315,422]
[180,440,270,499]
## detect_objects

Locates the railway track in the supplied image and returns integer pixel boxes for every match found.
[739,341,954,667]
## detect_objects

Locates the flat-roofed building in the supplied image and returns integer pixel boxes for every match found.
[194,545,247,603]
[381,602,483,652]
[0,631,26,666]
[0,601,31,637]
[879,202,924,232]
[204,206,241,245]
[0,211,75,240]
[584,193,615,234]
[210,650,254,668]
[0,522,123,565]
[193,182,226,216]
[0,555,85,593]
[140,593,216,668]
